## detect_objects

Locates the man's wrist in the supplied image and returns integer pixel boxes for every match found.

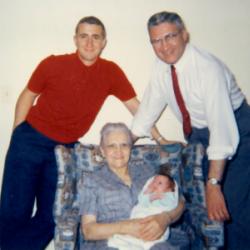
[155,135,167,144]
[207,177,222,186]
[156,136,163,143]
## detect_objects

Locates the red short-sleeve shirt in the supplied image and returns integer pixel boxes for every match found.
[26,53,136,143]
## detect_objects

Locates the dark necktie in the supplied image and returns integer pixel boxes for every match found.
[171,65,192,137]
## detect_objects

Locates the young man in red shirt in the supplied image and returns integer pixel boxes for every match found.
[0,16,165,250]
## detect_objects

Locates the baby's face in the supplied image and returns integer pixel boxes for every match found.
[150,175,173,193]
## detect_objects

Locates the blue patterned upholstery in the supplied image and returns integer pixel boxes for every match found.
[53,143,223,250]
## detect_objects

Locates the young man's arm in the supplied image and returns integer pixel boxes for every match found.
[13,87,39,129]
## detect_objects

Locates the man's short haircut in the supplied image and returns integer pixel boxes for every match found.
[75,16,106,37]
[147,11,186,31]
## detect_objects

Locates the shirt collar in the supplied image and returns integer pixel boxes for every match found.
[74,50,101,70]
[173,43,191,72]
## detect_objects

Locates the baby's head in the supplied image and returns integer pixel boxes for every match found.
[148,174,175,194]
[158,163,175,190]
[145,163,175,195]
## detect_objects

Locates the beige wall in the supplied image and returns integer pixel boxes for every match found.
[0,0,250,248]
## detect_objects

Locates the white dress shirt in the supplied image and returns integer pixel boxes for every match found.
[131,44,245,160]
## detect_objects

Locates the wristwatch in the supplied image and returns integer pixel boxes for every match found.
[207,178,221,185]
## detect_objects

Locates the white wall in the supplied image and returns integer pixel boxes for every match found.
[1,0,250,249]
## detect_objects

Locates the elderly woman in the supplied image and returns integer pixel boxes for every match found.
[79,122,185,249]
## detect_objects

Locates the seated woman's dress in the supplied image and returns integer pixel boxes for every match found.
[79,162,184,250]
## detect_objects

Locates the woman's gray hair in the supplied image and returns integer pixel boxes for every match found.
[147,11,186,31]
[100,122,133,147]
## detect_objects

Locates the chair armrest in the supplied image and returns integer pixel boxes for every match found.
[181,143,224,248]
[53,145,79,250]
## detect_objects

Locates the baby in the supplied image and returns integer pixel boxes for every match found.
[108,166,179,250]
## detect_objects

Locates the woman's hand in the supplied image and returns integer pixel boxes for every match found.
[138,213,171,241]
[120,218,145,238]
[138,197,185,241]
[120,214,169,241]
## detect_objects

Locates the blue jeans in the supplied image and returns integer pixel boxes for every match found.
[188,100,250,250]
[0,122,76,250]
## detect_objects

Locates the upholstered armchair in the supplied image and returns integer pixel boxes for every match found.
[53,142,223,250]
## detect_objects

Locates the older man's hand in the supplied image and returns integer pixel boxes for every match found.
[206,183,230,221]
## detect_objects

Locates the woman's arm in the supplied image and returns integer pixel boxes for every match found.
[82,197,185,241]
[165,196,185,223]
[138,197,185,241]
[81,214,143,240]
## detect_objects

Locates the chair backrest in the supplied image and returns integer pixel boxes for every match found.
[53,142,223,250]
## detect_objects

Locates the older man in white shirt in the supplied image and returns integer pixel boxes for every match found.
[131,11,250,250]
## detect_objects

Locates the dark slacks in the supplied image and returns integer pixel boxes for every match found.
[188,100,250,250]
[0,122,76,250]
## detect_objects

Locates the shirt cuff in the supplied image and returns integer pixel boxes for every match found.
[207,146,236,160]
[130,123,151,138]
